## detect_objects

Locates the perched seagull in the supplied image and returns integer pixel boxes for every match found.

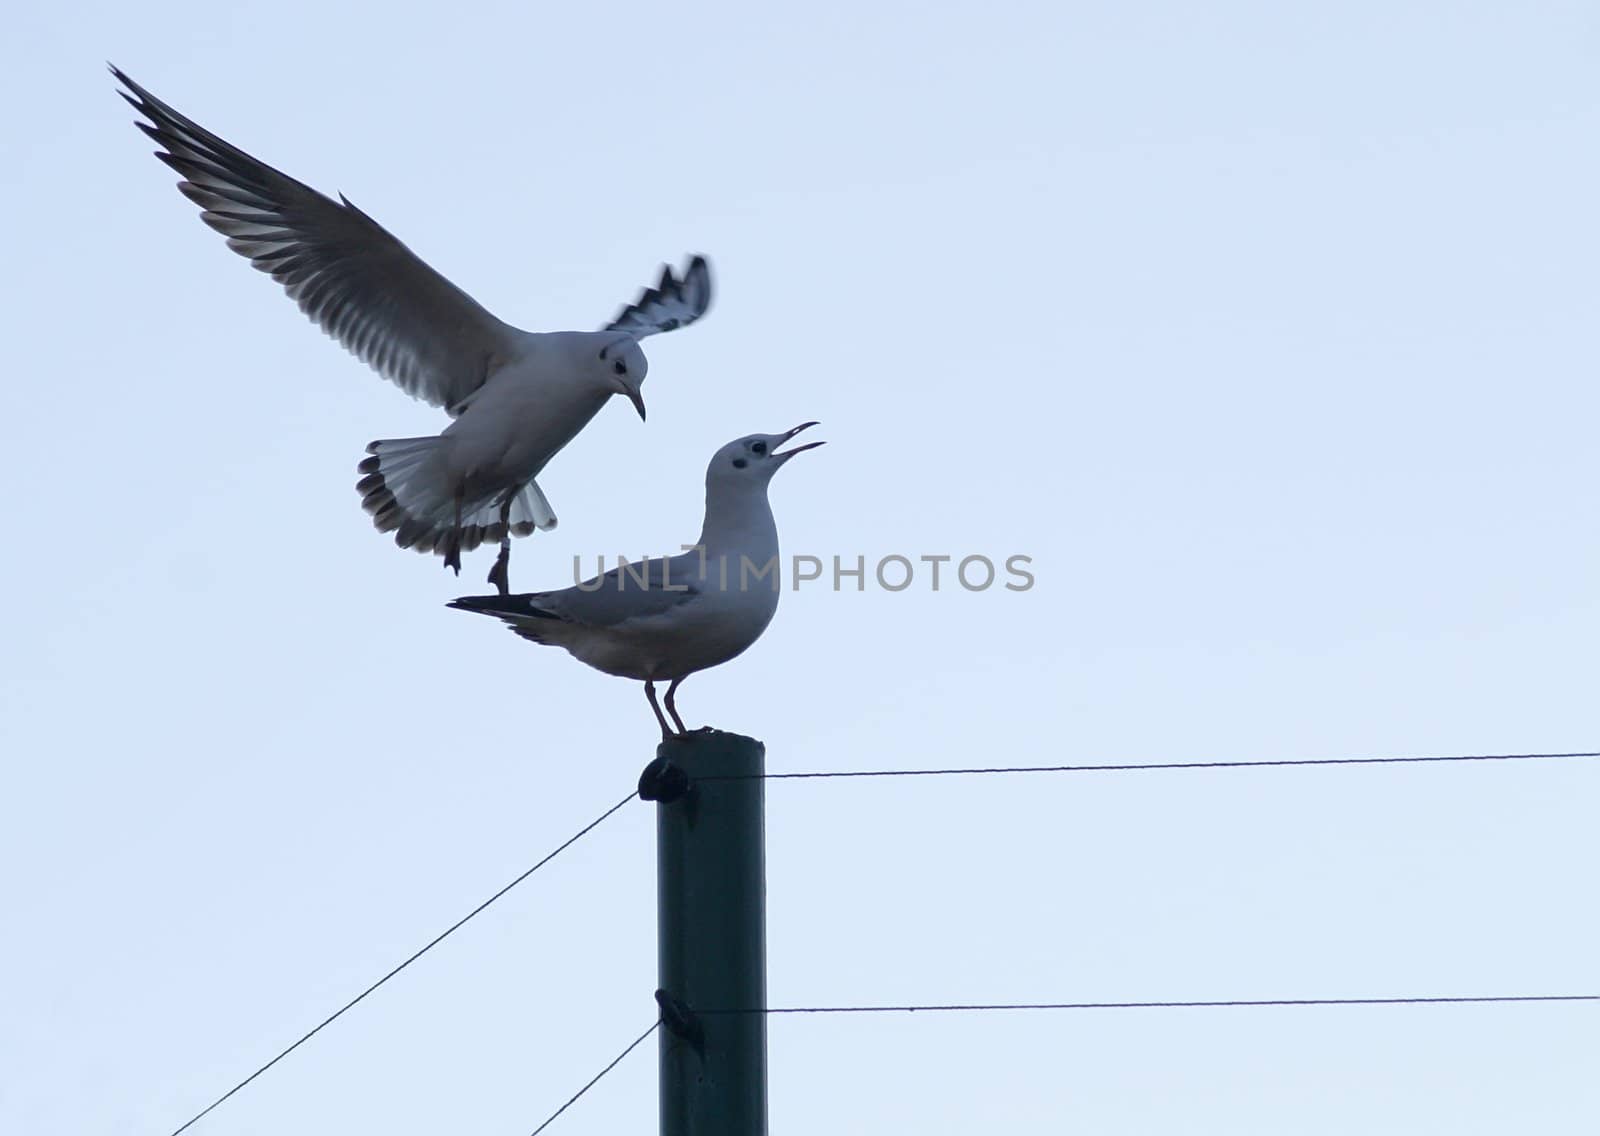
[450,424,824,738]
[112,66,713,593]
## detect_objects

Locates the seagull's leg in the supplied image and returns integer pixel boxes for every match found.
[664,678,689,736]
[486,492,515,596]
[645,680,674,741]
[443,490,465,576]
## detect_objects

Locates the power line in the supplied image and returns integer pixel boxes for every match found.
[519,992,1597,1129]
[701,994,1600,1014]
[701,750,1600,783]
[516,994,1598,1131]
[514,995,1599,1133]
[158,746,1599,1133]
[166,791,638,1136]
[529,1019,659,1136]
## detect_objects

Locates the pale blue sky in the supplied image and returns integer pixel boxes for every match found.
[3,2,1598,1133]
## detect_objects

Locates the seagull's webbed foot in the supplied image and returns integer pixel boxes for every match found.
[645,679,676,742]
[485,493,516,595]
[487,541,511,596]
[664,678,689,736]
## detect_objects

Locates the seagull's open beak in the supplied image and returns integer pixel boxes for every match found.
[772,421,825,463]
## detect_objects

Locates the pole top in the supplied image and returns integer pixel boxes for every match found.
[657,727,764,752]
[655,729,766,773]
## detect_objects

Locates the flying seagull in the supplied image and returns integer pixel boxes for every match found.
[450,424,824,739]
[111,66,713,593]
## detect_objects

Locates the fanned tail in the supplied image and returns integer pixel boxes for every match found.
[356,438,557,558]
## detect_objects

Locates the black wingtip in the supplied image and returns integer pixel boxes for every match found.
[109,65,143,111]
[448,594,517,614]
[108,64,145,103]
[599,252,715,336]
[685,254,712,313]
[450,594,564,623]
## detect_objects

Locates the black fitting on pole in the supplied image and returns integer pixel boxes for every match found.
[638,755,690,803]
[654,988,704,1052]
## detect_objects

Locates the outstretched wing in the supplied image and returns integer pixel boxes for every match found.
[113,66,522,414]
[601,255,713,340]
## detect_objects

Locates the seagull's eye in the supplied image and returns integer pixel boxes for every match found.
[751,441,767,455]
[613,361,627,376]
[732,458,748,469]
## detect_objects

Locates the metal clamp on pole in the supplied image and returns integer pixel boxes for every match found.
[654,988,704,1052]
[638,755,690,803]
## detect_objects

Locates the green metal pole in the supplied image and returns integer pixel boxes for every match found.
[653,729,767,1136]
